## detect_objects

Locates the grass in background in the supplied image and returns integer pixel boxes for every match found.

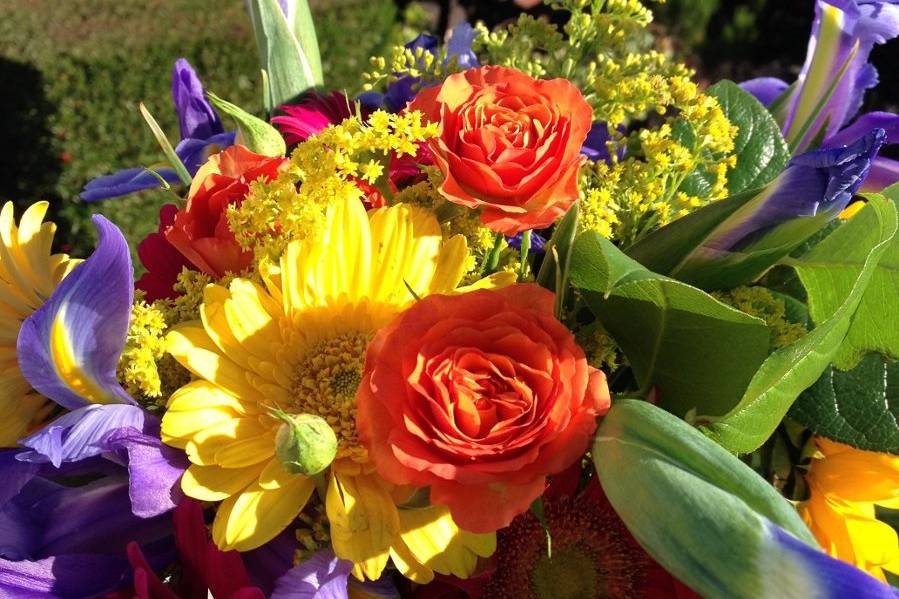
[0,0,400,259]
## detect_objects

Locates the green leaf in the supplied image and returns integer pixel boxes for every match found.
[704,196,899,454]
[569,231,770,417]
[138,102,191,186]
[790,354,899,454]
[706,80,790,194]
[792,191,899,370]
[246,0,321,108]
[536,203,578,318]
[595,400,817,599]
[289,0,323,86]
[625,186,761,275]
[207,92,286,157]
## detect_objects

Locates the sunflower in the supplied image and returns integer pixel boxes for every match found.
[800,437,899,581]
[0,201,76,446]
[161,197,501,582]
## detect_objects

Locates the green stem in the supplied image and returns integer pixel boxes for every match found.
[481,233,505,275]
[519,230,532,282]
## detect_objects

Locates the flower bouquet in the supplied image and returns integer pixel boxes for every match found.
[5,0,899,597]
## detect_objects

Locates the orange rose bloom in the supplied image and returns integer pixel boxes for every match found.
[357,284,610,533]
[409,66,593,235]
[165,144,286,277]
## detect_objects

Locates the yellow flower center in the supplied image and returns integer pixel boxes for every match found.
[290,331,371,458]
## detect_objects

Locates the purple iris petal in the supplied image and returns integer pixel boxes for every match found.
[17,215,135,411]
[80,167,181,202]
[175,130,237,175]
[707,128,886,251]
[447,22,480,69]
[768,523,899,598]
[784,0,899,151]
[244,527,300,596]
[506,231,547,253]
[860,155,899,192]
[104,424,188,518]
[581,122,625,163]
[172,58,224,141]
[271,550,352,599]
[0,474,175,598]
[16,405,146,468]
[80,58,232,201]
[738,77,790,108]
[0,451,40,507]
[822,110,899,147]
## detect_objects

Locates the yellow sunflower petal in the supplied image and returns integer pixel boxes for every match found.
[181,463,263,502]
[212,462,315,551]
[185,417,270,466]
[327,470,399,580]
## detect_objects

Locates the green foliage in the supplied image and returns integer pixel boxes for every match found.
[792,191,899,370]
[207,93,286,157]
[535,203,579,318]
[704,196,899,454]
[594,399,815,599]
[569,230,770,417]
[790,355,899,454]
[0,0,399,262]
[706,81,790,194]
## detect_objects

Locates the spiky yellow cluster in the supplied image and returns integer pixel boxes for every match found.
[228,111,438,263]
[580,77,737,244]
[712,286,807,350]
[363,42,463,92]
[117,295,168,400]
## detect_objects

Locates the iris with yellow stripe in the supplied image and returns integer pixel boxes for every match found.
[161,197,503,582]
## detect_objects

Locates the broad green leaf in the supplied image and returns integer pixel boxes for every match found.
[593,401,899,599]
[790,354,899,454]
[707,80,791,194]
[704,196,899,454]
[207,92,286,157]
[289,0,323,86]
[536,203,578,317]
[570,231,770,417]
[246,0,321,108]
[792,191,899,369]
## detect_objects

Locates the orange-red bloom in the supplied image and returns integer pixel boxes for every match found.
[409,66,593,235]
[357,284,610,533]
[165,145,286,277]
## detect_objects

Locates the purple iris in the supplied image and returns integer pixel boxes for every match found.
[358,23,480,113]
[80,58,235,201]
[740,0,899,191]
[270,549,399,599]
[15,215,188,518]
[0,452,176,598]
[708,129,886,253]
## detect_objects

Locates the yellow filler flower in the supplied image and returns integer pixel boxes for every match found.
[801,438,899,581]
[162,197,499,582]
[0,201,76,446]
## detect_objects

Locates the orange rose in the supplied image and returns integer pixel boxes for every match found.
[357,284,610,533]
[165,144,286,277]
[409,66,593,235]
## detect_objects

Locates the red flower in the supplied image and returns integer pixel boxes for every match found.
[358,284,610,533]
[165,145,286,278]
[409,66,593,235]
[474,466,702,599]
[135,204,195,301]
[113,499,264,599]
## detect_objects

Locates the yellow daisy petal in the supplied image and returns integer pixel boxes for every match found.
[181,463,264,502]
[212,462,315,551]
[396,505,495,580]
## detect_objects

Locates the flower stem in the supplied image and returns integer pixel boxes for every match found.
[481,233,505,275]
[519,230,532,282]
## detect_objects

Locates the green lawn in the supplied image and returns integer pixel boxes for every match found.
[0,0,401,259]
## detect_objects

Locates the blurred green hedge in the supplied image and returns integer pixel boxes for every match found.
[0,0,400,259]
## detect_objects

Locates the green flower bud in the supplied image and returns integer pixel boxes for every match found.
[273,411,337,476]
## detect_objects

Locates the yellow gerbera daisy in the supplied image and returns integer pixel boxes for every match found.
[0,201,76,446]
[800,437,899,581]
[162,197,501,582]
